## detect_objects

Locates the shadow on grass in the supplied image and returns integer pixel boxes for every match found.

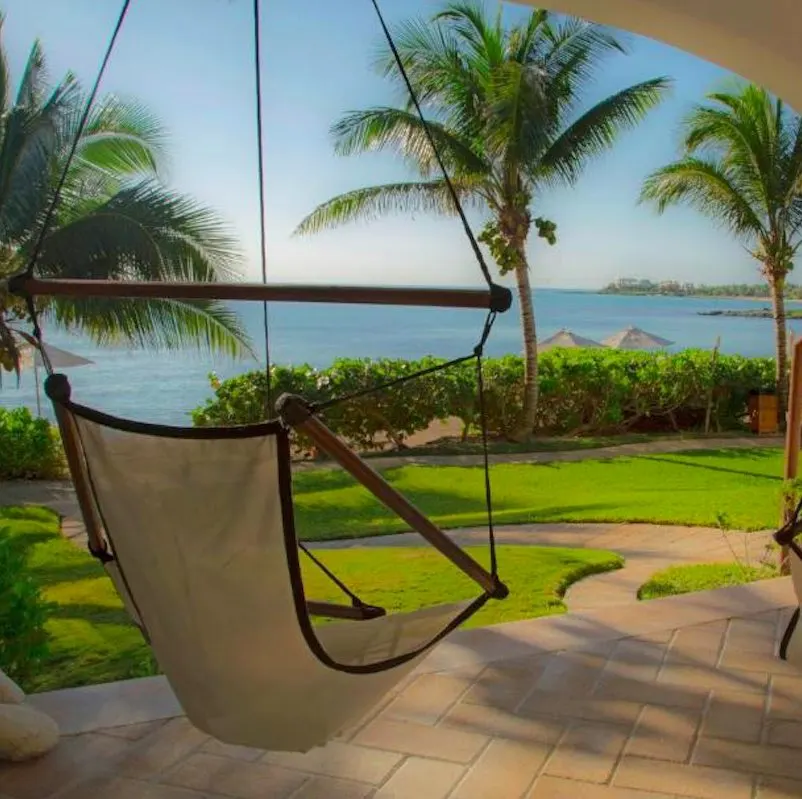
[297,502,622,542]
[45,603,134,627]
[637,453,783,482]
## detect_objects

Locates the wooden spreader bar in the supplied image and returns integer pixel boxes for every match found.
[9,275,513,312]
[277,393,508,599]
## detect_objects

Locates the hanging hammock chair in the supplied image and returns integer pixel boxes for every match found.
[775,503,802,667]
[5,0,512,752]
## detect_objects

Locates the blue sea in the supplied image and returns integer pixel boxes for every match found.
[1,289,797,425]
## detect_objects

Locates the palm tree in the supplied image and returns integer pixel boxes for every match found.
[0,20,251,379]
[641,83,802,413]
[294,1,670,434]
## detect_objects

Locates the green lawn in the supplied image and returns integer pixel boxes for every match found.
[293,447,785,540]
[638,562,779,601]
[1,506,621,693]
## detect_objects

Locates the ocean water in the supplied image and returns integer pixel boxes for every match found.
[1,289,797,425]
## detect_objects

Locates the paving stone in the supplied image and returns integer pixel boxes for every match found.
[614,756,754,799]
[718,649,797,675]
[702,690,766,744]
[373,757,465,799]
[0,732,133,799]
[442,701,564,745]
[533,651,609,696]
[693,737,802,781]
[263,741,401,784]
[627,705,701,761]
[610,639,669,666]
[451,738,551,798]
[726,619,778,653]
[669,622,728,655]
[381,674,471,725]
[545,721,630,783]
[117,718,209,779]
[352,719,487,764]
[529,775,679,798]
[98,720,169,741]
[163,752,308,799]
[766,718,802,748]
[768,675,802,719]
[200,739,264,762]
[757,775,802,798]
[291,776,373,799]
[58,777,217,799]
[462,658,547,712]
[517,689,643,727]
[657,665,769,695]
[592,675,708,710]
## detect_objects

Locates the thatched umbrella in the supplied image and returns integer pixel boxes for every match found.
[19,343,94,416]
[538,329,605,351]
[602,326,674,350]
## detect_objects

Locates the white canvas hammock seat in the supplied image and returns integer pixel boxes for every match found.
[40,373,508,751]
[4,0,513,753]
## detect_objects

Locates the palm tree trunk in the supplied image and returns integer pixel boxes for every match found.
[770,272,789,422]
[514,255,538,436]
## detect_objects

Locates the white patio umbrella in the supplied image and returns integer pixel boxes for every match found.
[602,326,674,350]
[19,343,94,417]
[539,329,605,352]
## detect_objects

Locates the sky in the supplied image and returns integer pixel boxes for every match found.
[2,0,769,289]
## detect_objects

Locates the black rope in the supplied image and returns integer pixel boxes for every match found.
[313,351,476,414]
[252,0,273,416]
[23,0,133,281]
[24,295,53,376]
[369,0,494,289]
[298,542,368,607]
[314,307,499,415]
[475,346,497,577]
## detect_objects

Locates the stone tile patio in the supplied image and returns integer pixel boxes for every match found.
[3,578,801,799]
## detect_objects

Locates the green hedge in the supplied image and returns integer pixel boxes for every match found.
[192,350,775,446]
[0,407,66,480]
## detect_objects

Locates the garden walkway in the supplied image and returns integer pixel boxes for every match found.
[297,434,783,472]
[0,489,776,613]
[6,578,801,799]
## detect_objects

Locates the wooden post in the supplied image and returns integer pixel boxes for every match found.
[781,339,802,573]
[277,393,507,598]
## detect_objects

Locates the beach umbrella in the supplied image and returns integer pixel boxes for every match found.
[602,326,674,350]
[539,329,605,351]
[19,343,94,417]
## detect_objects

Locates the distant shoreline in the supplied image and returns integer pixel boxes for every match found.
[599,291,802,304]
[698,307,802,319]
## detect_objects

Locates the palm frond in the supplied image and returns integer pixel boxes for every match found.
[37,180,241,283]
[432,0,505,66]
[539,17,626,110]
[507,8,549,64]
[0,73,80,243]
[48,296,253,359]
[0,15,9,117]
[485,59,550,165]
[640,157,766,238]
[15,40,47,108]
[331,107,487,177]
[67,94,165,177]
[371,16,487,142]
[294,179,482,235]
[540,77,672,184]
